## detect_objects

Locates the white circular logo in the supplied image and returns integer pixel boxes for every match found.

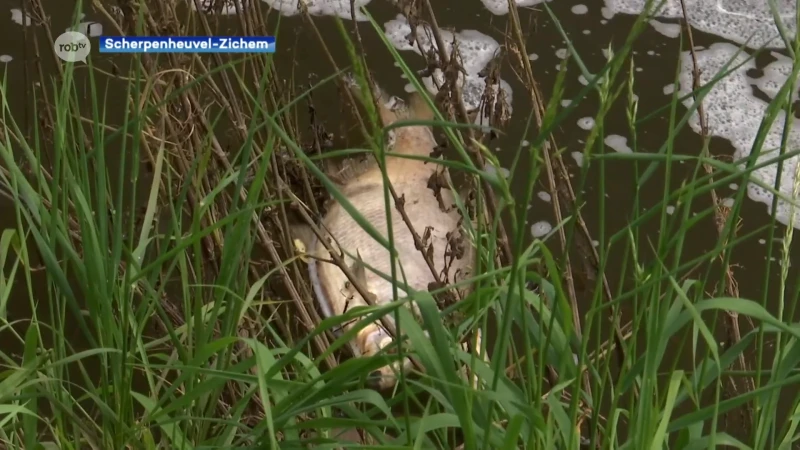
[54,31,91,63]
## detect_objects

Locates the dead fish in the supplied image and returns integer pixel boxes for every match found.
[300,75,477,390]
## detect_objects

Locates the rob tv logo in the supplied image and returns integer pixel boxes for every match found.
[54,31,91,63]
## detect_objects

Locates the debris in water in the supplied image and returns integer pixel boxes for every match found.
[293,238,310,263]
[384,15,513,124]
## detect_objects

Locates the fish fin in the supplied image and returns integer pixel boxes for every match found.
[322,158,349,186]
[349,249,368,285]
[344,72,402,127]
[347,250,379,303]
[327,156,377,183]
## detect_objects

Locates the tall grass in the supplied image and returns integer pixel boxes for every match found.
[0,0,800,448]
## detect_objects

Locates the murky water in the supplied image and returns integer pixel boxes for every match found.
[3,0,800,440]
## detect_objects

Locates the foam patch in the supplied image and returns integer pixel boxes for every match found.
[190,0,247,15]
[605,0,796,48]
[531,220,553,237]
[384,15,513,124]
[648,19,681,38]
[261,0,373,20]
[754,51,800,103]
[10,8,32,26]
[67,21,103,37]
[677,43,800,228]
[604,134,632,153]
[479,0,548,15]
[577,117,595,130]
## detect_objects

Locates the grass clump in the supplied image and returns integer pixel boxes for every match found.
[0,0,800,448]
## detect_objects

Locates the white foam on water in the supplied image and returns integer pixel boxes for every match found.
[601,6,614,19]
[759,238,766,244]
[384,15,513,117]
[605,134,632,153]
[648,19,681,38]
[663,83,676,95]
[10,8,32,26]
[486,163,511,180]
[571,151,584,167]
[555,48,568,59]
[605,0,796,48]
[754,52,799,102]
[572,4,588,14]
[191,0,247,15]
[666,205,675,215]
[730,183,739,190]
[677,42,800,229]
[528,53,539,61]
[537,191,552,202]
[577,116,595,130]
[480,0,547,15]
[67,21,103,37]
[561,99,572,107]
[531,220,553,238]
[0,55,11,63]
[262,0,372,20]
[722,197,735,208]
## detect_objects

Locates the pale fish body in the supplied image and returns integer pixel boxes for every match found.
[308,80,474,389]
